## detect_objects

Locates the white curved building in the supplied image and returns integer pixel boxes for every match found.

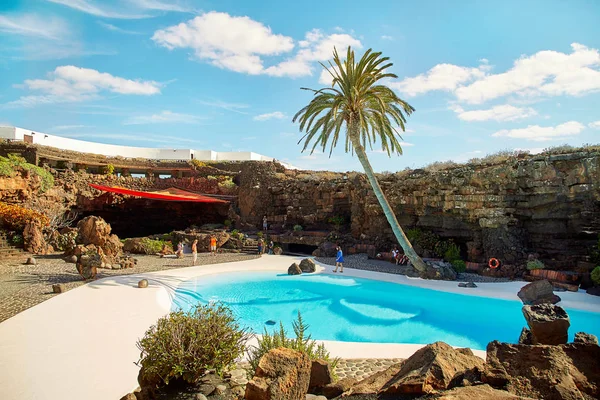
[0,126,293,168]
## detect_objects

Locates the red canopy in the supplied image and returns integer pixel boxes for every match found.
[89,184,228,203]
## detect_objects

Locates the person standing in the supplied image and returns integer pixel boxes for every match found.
[262,215,268,231]
[191,239,198,265]
[268,240,274,255]
[333,246,344,273]
[257,238,263,255]
[209,235,217,256]
[176,241,184,259]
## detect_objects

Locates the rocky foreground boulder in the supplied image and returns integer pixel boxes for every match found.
[517,280,561,305]
[341,342,485,397]
[76,216,123,264]
[288,263,302,275]
[245,348,311,400]
[483,340,600,400]
[522,303,570,345]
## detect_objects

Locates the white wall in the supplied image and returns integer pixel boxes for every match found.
[1,126,292,165]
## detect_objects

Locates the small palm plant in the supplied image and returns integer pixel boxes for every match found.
[293,47,427,272]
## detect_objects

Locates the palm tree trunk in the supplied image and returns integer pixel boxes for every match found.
[348,125,428,273]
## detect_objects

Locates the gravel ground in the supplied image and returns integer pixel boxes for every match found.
[0,252,259,323]
[316,253,513,283]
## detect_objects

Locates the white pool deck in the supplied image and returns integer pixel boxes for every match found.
[0,255,599,400]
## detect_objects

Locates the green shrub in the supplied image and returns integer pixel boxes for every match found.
[248,312,338,375]
[140,238,171,254]
[293,224,303,232]
[526,259,545,270]
[104,164,115,175]
[444,243,461,262]
[257,231,264,239]
[328,216,345,228]
[591,266,600,286]
[451,259,466,273]
[224,219,232,228]
[10,233,23,246]
[218,177,237,190]
[137,303,250,386]
[231,229,239,236]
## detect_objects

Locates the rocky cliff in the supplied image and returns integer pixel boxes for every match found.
[235,150,600,268]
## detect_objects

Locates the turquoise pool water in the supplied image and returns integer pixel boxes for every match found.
[172,271,600,350]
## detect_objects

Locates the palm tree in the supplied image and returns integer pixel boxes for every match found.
[293,47,427,273]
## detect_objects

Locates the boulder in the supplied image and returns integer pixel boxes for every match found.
[483,341,600,400]
[25,257,37,265]
[138,279,148,288]
[320,377,357,398]
[123,238,146,254]
[76,253,100,279]
[522,304,570,345]
[23,219,51,254]
[429,384,533,399]
[421,262,457,281]
[273,247,283,256]
[64,255,78,263]
[517,280,561,305]
[379,342,485,395]
[120,256,137,269]
[52,283,66,293]
[288,263,302,275]
[586,286,600,296]
[458,282,477,288]
[245,348,311,400]
[318,241,337,257]
[299,258,316,273]
[574,332,599,345]
[342,362,405,397]
[308,359,332,392]
[76,216,123,263]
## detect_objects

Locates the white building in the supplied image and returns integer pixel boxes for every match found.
[0,126,293,168]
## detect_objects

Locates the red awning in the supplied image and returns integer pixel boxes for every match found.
[89,184,228,203]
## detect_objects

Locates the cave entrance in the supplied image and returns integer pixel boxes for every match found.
[77,198,230,238]
[285,243,319,256]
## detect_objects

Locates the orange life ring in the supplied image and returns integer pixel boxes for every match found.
[488,258,500,269]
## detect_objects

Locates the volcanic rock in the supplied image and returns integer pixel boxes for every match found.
[288,263,302,275]
[522,304,570,345]
[299,258,316,273]
[517,280,561,305]
[574,332,599,345]
[245,348,311,400]
[308,359,333,392]
[483,340,600,400]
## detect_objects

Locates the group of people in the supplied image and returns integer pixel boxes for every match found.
[391,246,409,265]
[174,235,218,266]
[257,238,274,255]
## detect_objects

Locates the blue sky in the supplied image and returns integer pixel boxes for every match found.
[0,0,599,171]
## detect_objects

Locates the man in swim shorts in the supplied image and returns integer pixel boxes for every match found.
[209,235,217,256]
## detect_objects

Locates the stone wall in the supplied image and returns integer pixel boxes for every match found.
[235,151,600,268]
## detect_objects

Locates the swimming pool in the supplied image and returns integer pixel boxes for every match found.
[172,271,600,350]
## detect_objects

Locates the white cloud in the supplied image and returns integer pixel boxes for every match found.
[197,99,249,114]
[98,22,141,35]
[127,0,192,12]
[394,43,600,105]
[453,104,538,122]
[153,16,361,78]
[0,13,69,39]
[456,43,600,104]
[50,124,87,131]
[124,110,203,125]
[492,121,585,141]
[589,121,600,129]
[7,66,160,107]
[47,0,150,19]
[391,63,487,96]
[254,111,287,121]
[381,35,394,41]
[152,12,294,75]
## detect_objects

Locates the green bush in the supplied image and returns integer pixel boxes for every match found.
[248,312,338,375]
[257,231,264,239]
[104,164,115,175]
[591,266,600,286]
[137,303,250,386]
[10,233,24,246]
[328,216,345,228]
[293,224,303,232]
[444,243,461,262]
[526,259,545,270]
[451,259,466,273]
[139,238,171,254]
[224,219,232,228]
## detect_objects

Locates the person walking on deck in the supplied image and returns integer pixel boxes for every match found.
[333,246,344,273]
[191,239,198,265]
